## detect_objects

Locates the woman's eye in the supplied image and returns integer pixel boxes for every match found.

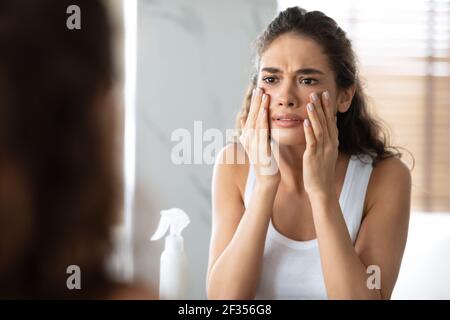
[262,76,278,84]
[300,78,318,85]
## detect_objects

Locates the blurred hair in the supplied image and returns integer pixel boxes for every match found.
[236,7,413,168]
[0,0,120,298]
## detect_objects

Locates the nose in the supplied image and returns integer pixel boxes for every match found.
[276,82,298,108]
[278,99,296,108]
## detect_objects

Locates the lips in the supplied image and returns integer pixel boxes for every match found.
[271,113,303,128]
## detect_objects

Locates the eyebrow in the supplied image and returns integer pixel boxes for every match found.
[261,67,325,75]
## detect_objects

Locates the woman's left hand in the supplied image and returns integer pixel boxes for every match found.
[303,91,339,199]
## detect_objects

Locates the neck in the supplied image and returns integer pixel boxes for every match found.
[275,144,306,193]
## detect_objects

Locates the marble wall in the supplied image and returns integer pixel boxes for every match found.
[133,0,277,298]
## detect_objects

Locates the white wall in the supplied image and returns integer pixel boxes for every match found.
[392,212,450,299]
[133,0,277,299]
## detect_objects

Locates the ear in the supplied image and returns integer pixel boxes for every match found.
[337,84,356,113]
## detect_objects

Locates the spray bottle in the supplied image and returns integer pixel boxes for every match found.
[150,208,190,299]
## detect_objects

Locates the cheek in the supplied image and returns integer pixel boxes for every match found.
[258,82,271,94]
[258,85,275,106]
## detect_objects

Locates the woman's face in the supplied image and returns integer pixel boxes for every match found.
[257,32,339,146]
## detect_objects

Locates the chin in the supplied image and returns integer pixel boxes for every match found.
[270,127,306,146]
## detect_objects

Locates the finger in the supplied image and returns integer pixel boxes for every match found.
[257,94,270,165]
[321,91,334,123]
[243,88,255,129]
[246,87,263,129]
[303,118,317,153]
[306,102,324,146]
[321,91,338,144]
[310,92,329,140]
[257,93,269,131]
[257,94,278,176]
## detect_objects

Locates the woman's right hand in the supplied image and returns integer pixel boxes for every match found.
[239,87,280,188]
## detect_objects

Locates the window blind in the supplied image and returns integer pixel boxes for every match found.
[278,0,450,211]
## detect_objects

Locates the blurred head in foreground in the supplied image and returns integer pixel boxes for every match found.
[0,0,153,299]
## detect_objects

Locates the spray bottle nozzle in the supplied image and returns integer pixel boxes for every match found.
[150,208,190,241]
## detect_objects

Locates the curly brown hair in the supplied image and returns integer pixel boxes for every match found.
[236,6,412,168]
[0,0,120,298]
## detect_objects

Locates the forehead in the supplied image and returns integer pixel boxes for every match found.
[260,33,331,72]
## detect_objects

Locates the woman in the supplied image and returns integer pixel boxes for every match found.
[207,7,412,300]
[0,0,155,299]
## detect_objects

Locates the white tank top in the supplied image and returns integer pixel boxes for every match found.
[243,154,374,300]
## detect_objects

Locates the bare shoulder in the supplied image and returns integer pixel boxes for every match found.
[214,143,249,198]
[372,156,411,186]
[364,156,412,214]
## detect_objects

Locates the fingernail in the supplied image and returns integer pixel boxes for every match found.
[307,103,314,112]
[262,93,267,101]
[323,91,330,100]
[310,92,318,101]
[304,119,310,127]
[256,87,262,96]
